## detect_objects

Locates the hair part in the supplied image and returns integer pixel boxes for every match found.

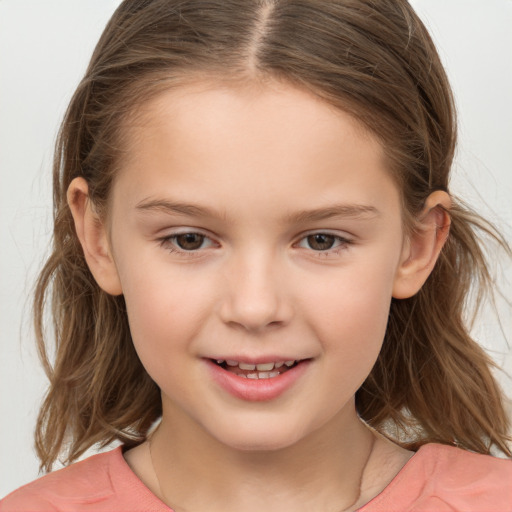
[34,0,511,472]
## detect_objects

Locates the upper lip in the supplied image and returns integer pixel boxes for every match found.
[206,356,307,364]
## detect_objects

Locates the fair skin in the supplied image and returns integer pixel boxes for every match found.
[68,80,450,512]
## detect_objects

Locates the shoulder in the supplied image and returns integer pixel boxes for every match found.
[423,443,512,493]
[0,449,118,511]
[420,442,512,476]
[0,447,168,511]
[364,443,512,512]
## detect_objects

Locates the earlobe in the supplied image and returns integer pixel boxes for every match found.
[67,177,123,296]
[392,191,451,299]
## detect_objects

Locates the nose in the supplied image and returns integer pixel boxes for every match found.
[219,251,293,332]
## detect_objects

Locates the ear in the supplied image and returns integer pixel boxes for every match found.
[393,191,451,299]
[67,177,123,296]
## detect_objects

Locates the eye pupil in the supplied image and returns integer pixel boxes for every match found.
[307,234,335,251]
[176,233,204,250]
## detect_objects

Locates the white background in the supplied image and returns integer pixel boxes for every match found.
[1,0,511,497]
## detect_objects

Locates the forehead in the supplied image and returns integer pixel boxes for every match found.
[112,80,400,221]
[133,79,374,146]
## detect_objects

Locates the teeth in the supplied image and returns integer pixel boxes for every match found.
[239,362,256,370]
[256,362,275,371]
[236,371,283,380]
[219,359,299,370]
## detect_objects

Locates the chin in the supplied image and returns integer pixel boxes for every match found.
[209,421,310,453]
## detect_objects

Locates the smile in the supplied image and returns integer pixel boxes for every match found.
[213,359,298,379]
[207,358,310,401]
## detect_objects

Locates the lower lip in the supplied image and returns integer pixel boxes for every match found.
[206,360,310,402]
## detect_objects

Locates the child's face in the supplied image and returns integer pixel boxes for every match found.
[104,81,409,451]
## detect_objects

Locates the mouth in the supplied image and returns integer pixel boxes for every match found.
[211,359,301,380]
[207,357,311,401]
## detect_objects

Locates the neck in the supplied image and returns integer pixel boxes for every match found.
[149,403,375,512]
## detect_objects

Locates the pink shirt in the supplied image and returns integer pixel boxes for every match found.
[1,443,511,511]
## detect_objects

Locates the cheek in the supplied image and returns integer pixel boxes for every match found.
[119,275,206,397]
[299,256,398,362]
[117,257,214,362]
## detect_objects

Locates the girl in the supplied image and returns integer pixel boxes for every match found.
[2,0,511,510]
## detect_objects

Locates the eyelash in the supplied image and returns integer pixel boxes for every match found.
[158,232,217,257]
[294,232,353,256]
[157,231,353,257]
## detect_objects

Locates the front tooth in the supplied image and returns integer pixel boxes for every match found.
[269,371,280,378]
[239,362,256,370]
[284,360,295,367]
[226,360,238,366]
[256,362,274,371]
[247,373,258,379]
[258,372,271,379]
[274,361,284,368]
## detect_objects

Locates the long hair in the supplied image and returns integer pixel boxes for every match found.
[34,0,511,471]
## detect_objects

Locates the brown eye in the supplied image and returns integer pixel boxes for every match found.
[175,233,205,250]
[306,234,336,251]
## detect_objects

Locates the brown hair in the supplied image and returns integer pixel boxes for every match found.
[34,0,511,472]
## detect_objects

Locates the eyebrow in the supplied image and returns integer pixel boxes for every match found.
[135,198,380,223]
[286,204,380,223]
[136,198,222,218]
